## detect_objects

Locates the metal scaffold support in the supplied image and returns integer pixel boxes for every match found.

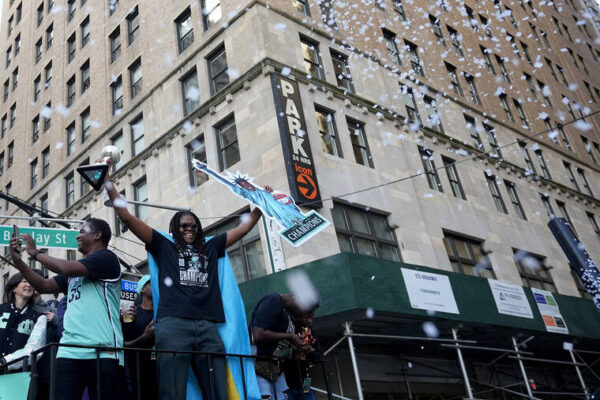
[452,328,474,399]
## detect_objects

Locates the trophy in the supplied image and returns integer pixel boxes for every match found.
[77,145,121,191]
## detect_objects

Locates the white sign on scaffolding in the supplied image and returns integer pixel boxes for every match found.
[531,288,569,334]
[401,268,459,314]
[488,279,534,319]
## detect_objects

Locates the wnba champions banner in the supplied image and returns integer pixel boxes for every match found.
[192,161,329,247]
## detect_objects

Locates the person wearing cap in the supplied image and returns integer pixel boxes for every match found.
[121,275,157,400]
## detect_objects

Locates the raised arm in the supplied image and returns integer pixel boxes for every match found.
[9,237,61,294]
[103,165,153,245]
[226,208,263,248]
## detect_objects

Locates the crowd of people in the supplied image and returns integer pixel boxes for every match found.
[0,168,322,400]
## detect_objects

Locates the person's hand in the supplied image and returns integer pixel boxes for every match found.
[20,234,37,256]
[263,185,274,193]
[9,237,22,261]
[45,312,55,323]
[142,320,155,339]
[126,305,136,321]
[289,333,312,352]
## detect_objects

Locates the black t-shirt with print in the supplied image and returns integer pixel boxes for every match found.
[251,293,295,358]
[146,230,227,322]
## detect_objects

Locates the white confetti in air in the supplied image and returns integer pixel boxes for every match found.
[574,120,592,131]
[227,68,240,80]
[568,83,578,91]
[422,321,439,338]
[286,270,320,312]
[90,120,101,128]
[365,307,375,319]
[187,186,197,196]
[370,275,375,280]
[424,193,433,198]
[186,86,200,102]
[494,87,506,96]
[164,277,173,287]
[281,67,292,77]
[542,85,552,97]
[274,22,287,30]
[182,121,194,134]
[55,142,64,149]
[514,250,540,271]
[40,106,52,119]
[112,197,128,209]
[239,213,251,224]
[55,104,70,117]
[563,342,573,351]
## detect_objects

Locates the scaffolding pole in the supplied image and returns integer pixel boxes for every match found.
[512,337,534,399]
[569,348,590,399]
[452,328,474,399]
[344,322,364,400]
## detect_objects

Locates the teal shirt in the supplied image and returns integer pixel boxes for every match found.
[54,249,123,363]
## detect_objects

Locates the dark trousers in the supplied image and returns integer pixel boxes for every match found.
[54,358,119,400]
[156,316,227,400]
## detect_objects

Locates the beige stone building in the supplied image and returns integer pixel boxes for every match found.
[1,0,600,397]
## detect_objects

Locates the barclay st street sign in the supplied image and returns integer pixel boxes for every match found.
[0,225,79,249]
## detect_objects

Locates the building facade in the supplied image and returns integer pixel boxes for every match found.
[1,0,600,398]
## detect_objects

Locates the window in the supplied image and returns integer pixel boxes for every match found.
[383,29,402,66]
[111,76,123,116]
[133,178,149,220]
[576,167,593,196]
[110,131,125,171]
[537,80,552,107]
[521,42,532,65]
[447,25,463,56]
[563,161,579,191]
[127,6,139,45]
[3,80,8,102]
[499,94,514,122]
[584,82,596,103]
[535,150,551,180]
[67,33,76,62]
[513,98,530,130]
[9,103,16,128]
[505,180,526,220]
[347,118,373,168]
[205,211,266,283]
[484,124,502,159]
[32,115,40,143]
[81,17,90,48]
[443,157,466,200]
[7,142,13,167]
[68,0,76,21]
[66,123,75,156]
[12,68,18,90]
[496,55,510,83]
[42,147,49,178]
[201,0,221,30]
[29,158,37,189]
[65,173,75,208]
[0,115,6,138]
[546,58,558,81]
[571,269,592,300]
[293,0,310,15]
[514,250,556,292]
[187,135,207,187]
[315,107,342,157]
[109,27,120,63]
[558,124,571,151]
[578,55,589,74]
[424,96,443,133]
[332,202,401,262]
[405,40,423,76]
[0,153,4,176]
[47,0,54,13]
[66,76,76,107]
[14,34,20,55]
[37,4,43,26]
[176,8,194,53]
[300,37,324,80]
[480,14,492,37]
[46,24,53,49]
[181,70,200,116]
[79,158,90,196]
[35,39,42,63]
[540,193,554,217]
[8,16,13,37]
[318,0,337,29]
[130,116,144,156]
[446,63,462,96]
[129,58,142,99]
[443,232,493,278]
[418,146,443,192]
[557,65,568,86]
[44,61,52,88]
[429,15,445,46]
[402,87,421,127]
[480,46,495,75]
[505,5,516,27]
[486,174,508,214]
[216,116,239,170]
[556,200,576,234]
[81,108,90,142]
[4,182,10,210]
[80,60,90,93]
[581,136,597,164]
[392,0,406,20]
[207,45,229,94]
[331,50,354,93]
[465,73,480,105]
[587,212,600,240]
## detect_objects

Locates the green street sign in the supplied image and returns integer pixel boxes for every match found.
[0,225,79,249]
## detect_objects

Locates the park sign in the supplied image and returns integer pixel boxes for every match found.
[0,225,79,249]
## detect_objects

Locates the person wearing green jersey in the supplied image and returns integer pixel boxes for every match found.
[9,218,123,400]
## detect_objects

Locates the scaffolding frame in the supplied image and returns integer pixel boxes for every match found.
[323,322,596,400]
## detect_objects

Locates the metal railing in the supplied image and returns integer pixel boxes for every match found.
[0,342,334,400]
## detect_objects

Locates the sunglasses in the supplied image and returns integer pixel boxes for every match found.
[180,223,199,231]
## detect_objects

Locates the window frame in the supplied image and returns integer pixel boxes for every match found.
[443,231,494,278]
[215,115,240,171]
